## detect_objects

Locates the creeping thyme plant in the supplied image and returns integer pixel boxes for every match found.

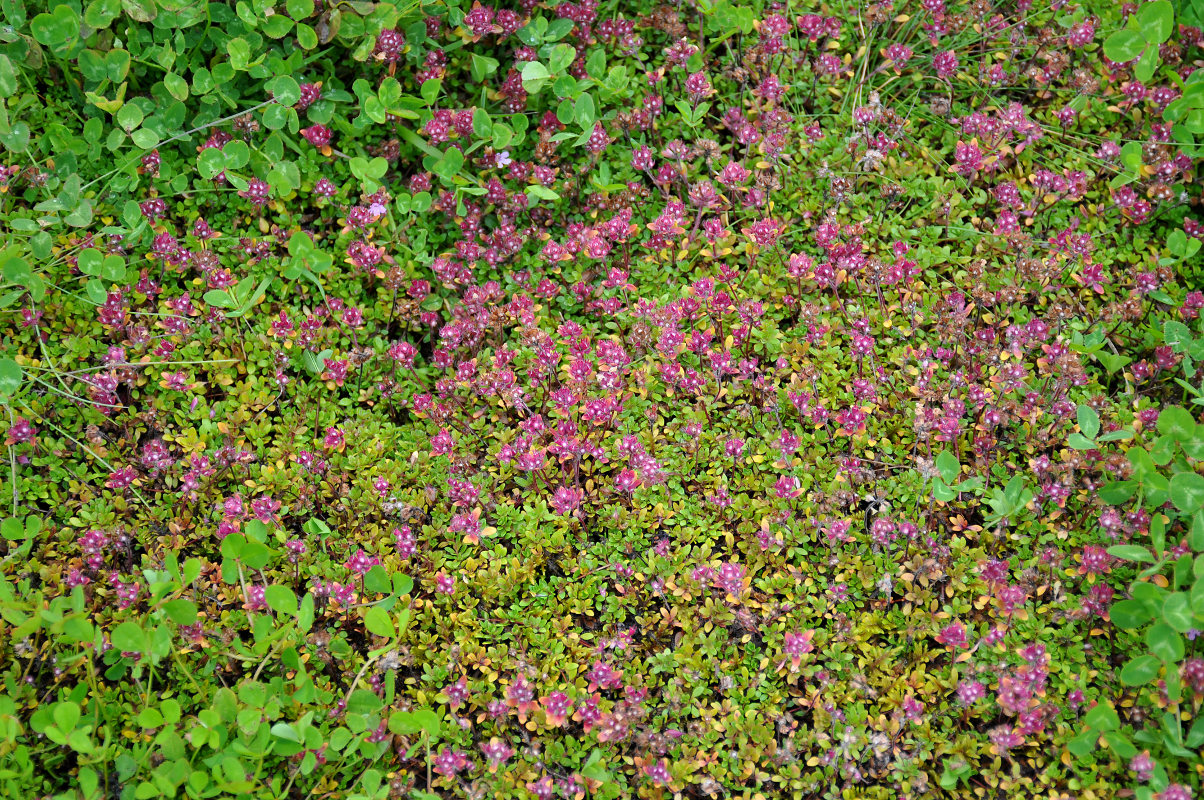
[2,0,1204,797]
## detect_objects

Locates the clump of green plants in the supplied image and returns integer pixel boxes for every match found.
[1,0,1203,797]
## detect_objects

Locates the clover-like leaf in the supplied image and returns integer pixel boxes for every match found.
[1138,0,1175,43]
[1103,29,1145,63]
[0,358,23,399]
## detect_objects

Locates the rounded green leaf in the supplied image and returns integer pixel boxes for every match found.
[85,279,108,305]
[223,140,250,169]
[262,14,294,38]
[363,606,395,639]
[111,621,147,652]
[1146,622,1185,662]
[413,709,440,737]
[53,702,81,734]
[1170,472,1204,512]
[1109,598,1154,629]
[116,102,143,132]
[1077,405,1100,440]
[204,289,234,308]
[77,248,103,275]
[1162,592,1194,632]
[131,129,159,150]
[1120,654,1162,686]
[268,75,300,107]
[1158,405,1196,441]
[31,5,81,47]
[164,72,189,101]
[162,599,198,626]
[100,255,127,282]
[85,0,122,28]
[1098,480,1138,505]
[265,585,298,616]
[1103,29,1146,63]
[1133,44,1160,83]
[0,358,23,398]
[1138,0,1175,43]
[198,148,225,179]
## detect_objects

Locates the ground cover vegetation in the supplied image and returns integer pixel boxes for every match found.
[1,0,1203,797]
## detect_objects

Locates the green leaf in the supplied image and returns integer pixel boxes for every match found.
[1076,405,1100,440]
[430,148,463,183]
[53,702,81,734]
[204,289,235,309]
[0,358,23,398]
[389,709,440,736]
[548,43,576,74]
[101,255,127,282]
[265,585,298,616]
[228,37,251,71]
[363,606,395,639]
[1170,471,1204,512]
[521,61,551,93]
[472,107,492,139]
[1158,405,1196,440]
[575,92,596,130]
[271,721,301,742]
[116,102,144,132]
[526,185,560,203]
[164,72,189,102]
[262,14,293,38]
[297,22,318,48]
[1138,0,1175,43]
[1067,729,1097,758]
[1110,598,1154,629]
[1134,44,1160,83]
[420,78,442,106]
[1099,480,1137,505]
[0,122,30,153]
[281,0,314,19]
[162,599,198,626]
[363,565,391,594]
[84,0,122,28]
[934,451,960,483]
[586,48,606,80]
[1162,592,1194,632]
[470,54,499,82]
[77,249,103,276]
[1067,433,1096,450]
[1147,622,1185,662]
[239,539,273,569]
[1103,731,1137,760]
[111,621,147,652]
[393,574,414,596]
[1107,544,1155,563]
[1103,29,1145,63]
[268,75,301,107]
[31,5,81,48]
[1083,703,1119,732]
[1121,654,1162,686]
[85,279,108,304]
[0,56,17,99]
[198,148,226,180]
[545,18,574,40]
[223,140,250,169]
[131,129,159,150]
[121,0,156,22]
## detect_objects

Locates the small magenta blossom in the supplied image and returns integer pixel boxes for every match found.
[300,124,332,148]
[344,549,379,576]
[936,621,970,650]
